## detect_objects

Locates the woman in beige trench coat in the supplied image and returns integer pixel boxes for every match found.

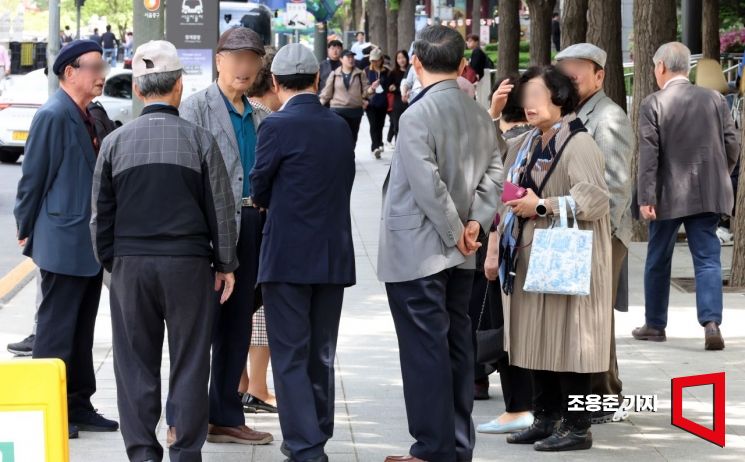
[489,66,613,452]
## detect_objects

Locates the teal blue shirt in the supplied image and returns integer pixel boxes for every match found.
[220,90,256,197]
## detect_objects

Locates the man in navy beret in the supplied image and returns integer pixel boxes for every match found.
[15,39,118,439]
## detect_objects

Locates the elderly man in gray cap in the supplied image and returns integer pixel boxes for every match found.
[250,43,356,462]
[177,26,273,446]
[556,42,634,425]
[92,39,238,462]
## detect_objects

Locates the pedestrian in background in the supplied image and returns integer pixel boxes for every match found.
[633,42,739,350]
[101,25,118,66]
[251,43,356,462]
[364,48,389,159]
[318,39,343,95]
[386,49,409,146]
[91,40,237,461]
[14,39,118,439]
[320,49,370,145]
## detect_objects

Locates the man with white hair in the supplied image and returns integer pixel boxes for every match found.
[633,41,739,350]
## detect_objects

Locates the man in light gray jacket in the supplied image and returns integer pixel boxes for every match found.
[379,25,503,462]
[557,43,634,425]
[172,26,273,446]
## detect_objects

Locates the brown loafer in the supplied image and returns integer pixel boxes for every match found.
[704,321,725,351]
[384,456,427,462]
[166,426,176,448]
[631,324,666,342]
[206,424,273,445]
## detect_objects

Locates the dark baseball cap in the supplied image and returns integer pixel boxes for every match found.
[341,50,355,58]
[217,26,265,55]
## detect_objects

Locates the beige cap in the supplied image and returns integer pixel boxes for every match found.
[370,48,383,61]
[132,40,183,78]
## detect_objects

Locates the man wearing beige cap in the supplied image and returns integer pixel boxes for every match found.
[91,40,238,461]
[178,26,274,446]
[251,43,356,462]
[556,42,633,425]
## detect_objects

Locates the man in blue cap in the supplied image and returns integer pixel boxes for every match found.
[15,39,118,439]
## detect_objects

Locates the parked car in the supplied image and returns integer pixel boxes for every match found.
[0,68,133,164]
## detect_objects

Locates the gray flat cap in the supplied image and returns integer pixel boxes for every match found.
[556,43,607,68]
[271,43,319,75]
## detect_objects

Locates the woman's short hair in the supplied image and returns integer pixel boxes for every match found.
[519,65,580,116]
[490,75,527,123]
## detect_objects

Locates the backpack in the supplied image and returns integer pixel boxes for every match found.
[87,101,118,142]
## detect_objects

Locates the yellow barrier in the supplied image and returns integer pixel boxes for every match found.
[0,359,69,462]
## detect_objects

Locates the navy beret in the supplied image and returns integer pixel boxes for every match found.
[53,39,103,76]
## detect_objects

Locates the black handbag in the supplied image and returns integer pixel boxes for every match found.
[475,281,507,365]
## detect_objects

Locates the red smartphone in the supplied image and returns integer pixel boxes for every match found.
[502,181,527,203]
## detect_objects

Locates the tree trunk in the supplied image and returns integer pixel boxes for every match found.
[497,0,520,75]
[353,0,364,31]
[730,117,745,286]
[387,7,399,56]
[629,0,677,241]
[526,0,556,66]
[472,0,482,36]
[398,0,417,52]
[702,0,720,61]
[561,0,588,49]
[587,0,626,111]
[367,0,387,50]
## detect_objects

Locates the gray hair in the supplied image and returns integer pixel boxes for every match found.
[653,42,691,74]
[134,70,183,97]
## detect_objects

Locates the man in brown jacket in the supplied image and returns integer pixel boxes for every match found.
[633,42,739,350]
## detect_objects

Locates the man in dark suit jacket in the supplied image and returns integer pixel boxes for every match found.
[251,44,356,462]
[14,40,118,438]
[633,42,739,350]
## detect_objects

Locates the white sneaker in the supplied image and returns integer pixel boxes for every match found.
[716,226,734,246]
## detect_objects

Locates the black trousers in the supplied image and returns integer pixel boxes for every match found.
[111,256,215,462]
[33,269,103,416]
[488,281,533,413]
[366,106,387,151]
[468,272,490,382]
[532,370,592,429]
[208,207,263,426]
[263,283,344,461]
[386,268,475,462]
[386,100,405,143]
[334,111,363,145]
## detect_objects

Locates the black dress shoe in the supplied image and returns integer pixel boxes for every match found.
[534,420,592,451]
[281,442,291,457]
[631,324,666,342]
[242,393,278,413]
[704,321,725,350]
[69,409,119,432]
[69,423,79,439]
[506,415,558,444]
[284,456,329,462]
[7,334,34,356]
[474,379,490,401]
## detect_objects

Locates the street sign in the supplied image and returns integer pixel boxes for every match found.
[284,2,309,30]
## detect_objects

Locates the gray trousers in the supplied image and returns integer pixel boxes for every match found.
[110,256,215,462]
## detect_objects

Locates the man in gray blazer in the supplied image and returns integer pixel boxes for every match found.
[557,43,634,424]
[379,26,503,462]
[633,42,739,350]
[174,27,273,446]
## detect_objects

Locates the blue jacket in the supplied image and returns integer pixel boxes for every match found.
[14,89,101,277]
[251,93,356,286]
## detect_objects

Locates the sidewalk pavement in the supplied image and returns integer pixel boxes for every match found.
[1,118,745,461]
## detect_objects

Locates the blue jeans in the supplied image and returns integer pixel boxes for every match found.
[644,212,723,329]
[103,48,116,66]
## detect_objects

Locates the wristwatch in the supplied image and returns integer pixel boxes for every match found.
[535,199,548,217]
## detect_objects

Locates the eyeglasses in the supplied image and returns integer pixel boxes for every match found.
[72,60,110,75]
